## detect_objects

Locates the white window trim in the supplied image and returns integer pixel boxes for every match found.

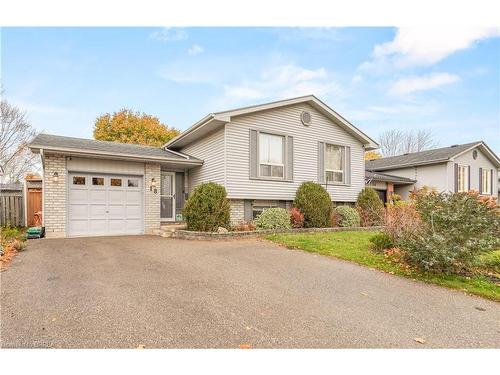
[324,143,346,185]
[481,169,492,195]
[258,132,285,179]
[457,164,469,192]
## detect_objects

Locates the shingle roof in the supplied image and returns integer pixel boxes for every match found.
[366,141,483,171]
[365,170,416,184]
[29,134,201,162]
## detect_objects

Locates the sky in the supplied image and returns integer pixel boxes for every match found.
[1,27,499,153]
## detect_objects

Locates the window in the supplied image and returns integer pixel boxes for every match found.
[110,178,122,187]
[92,177,104,186]
[252,201,279,219]
[457,165,469,192]
[481,169,492,194]
[72,176,86,185]
[325,144,345,183]
[259,133,284,178]
[127,179,139,188]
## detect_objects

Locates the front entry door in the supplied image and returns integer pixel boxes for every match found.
[160,172,176,221]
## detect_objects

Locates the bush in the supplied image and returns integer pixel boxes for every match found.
[384,201,422,244]
[182,182,230,232]
[255,208,292,230]
[1,225,20,243]
[232,221,256,232]
[356,188,384,226]
[293,182,332,228]
[476,250,500,274]
[399,189,500,273]
[369,233,394,253]
[289,207,305,228]
[334,206,360,227]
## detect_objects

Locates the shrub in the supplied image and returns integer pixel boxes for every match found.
[1,225,20,243]
[334,206,360,227]
[255,208,292,230]
[232,221,256,232]
[356,188,385,226]
[476,250,500,274]
[293,182,332,228]
[399,189,500,273]
[11,239,26,252]
[289,207,305,228]
[383,201,422,244]
[182,182,230,232]
[369,232,394,253]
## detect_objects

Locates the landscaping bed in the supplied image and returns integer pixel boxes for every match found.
[0,225,28,270]
[266,230,500,302]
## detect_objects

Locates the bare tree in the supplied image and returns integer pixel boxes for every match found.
[0,99,40,183]
[378,129,438,157]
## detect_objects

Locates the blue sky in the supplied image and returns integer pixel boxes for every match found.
[1,27,499,153]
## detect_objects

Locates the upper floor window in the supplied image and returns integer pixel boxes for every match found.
[481,169,492,194]
[457,165,469,192]
[325,144,345,183]
[259,133,284,178]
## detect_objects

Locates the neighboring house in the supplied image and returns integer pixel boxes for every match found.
[29,95,378,238]
[365,141,500,200]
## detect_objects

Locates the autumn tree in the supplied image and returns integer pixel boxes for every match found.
[0,99,40,183]
[365,150,382,160]
[93,109,179,147]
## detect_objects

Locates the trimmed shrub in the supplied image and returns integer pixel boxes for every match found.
[182,182,230,232]
[369,232,394,253]
[293,182,332,228]
[334,206,360,227]
[255,208,292,230]
[356,187,384,226]
[399,189,500,273]
[289,207,305,228]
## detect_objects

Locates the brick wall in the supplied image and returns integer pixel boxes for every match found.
[44,153,67,238]
[144,163,161,233]
[229,199,244,225]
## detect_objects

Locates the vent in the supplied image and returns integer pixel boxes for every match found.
[450,144,459,148]
[301,111,312,126]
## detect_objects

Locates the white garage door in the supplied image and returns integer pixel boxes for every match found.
[68,173,143,237]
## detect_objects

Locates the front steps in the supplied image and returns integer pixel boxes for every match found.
[152,222,186,238]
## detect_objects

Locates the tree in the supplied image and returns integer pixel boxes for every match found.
[0,99,40,183]
[364,150,382,160]
[93,108,179,147]
[378,129,438,157]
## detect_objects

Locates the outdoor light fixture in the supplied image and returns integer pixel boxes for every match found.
[150,177,157,194]
[53,172,59,182]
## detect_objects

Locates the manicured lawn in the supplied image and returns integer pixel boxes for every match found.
[265,231,500,302]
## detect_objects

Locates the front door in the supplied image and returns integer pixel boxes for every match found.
[160,172,176,221]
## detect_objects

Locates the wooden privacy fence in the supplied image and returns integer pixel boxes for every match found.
[0,195,24,227]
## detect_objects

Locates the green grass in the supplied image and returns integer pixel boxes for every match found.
[265,231,500,302]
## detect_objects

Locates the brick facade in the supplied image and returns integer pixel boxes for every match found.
[43,153,67,238]
[229,199,245,225]
[144,163,161,233]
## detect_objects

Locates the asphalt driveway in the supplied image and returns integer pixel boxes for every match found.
[1,236,499,348]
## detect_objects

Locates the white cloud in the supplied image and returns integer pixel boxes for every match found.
[364,27,500,69]
[187,44,204,56]
[352,75,363,84]
[389,73,460,95]
[217,64,341,108]
[149,27,187,42]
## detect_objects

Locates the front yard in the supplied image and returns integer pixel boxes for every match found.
[266,231,500,302]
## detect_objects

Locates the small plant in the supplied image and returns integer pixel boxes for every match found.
[334,206,360,227]
[293,182,332,228]
[11,239,26,252]
[182,182,231,232]
[232,221,256,232]
[356,187,385,226]
[289,207,305,228]
[255,208,292,230]
[1,225,20,242]
[369,232,394,253]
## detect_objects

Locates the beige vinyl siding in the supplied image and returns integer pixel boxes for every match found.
[66,157,145,175]
[180,127,225,190]
[454,148,498,195]
[225,102,365,201]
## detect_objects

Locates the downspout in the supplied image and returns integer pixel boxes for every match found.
[40,149,45,227]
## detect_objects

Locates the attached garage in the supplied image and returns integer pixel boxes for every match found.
[68,173,143,237]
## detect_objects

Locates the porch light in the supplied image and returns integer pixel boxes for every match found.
[150,177,157,193]
[53,172,59,182]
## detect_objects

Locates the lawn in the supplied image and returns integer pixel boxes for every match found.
[265,231,500,302]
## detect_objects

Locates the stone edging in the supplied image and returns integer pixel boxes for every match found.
[171,226,382,240]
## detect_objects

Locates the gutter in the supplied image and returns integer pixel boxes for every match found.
[164,113,215,148]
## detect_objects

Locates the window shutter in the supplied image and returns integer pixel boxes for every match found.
[345,146,351,185]
[491,169,494,195]
[285,136,294,181]
[479,167,482,193]
[467,166,471,191]
[318,142,325,184]
[244,200,253,221]
[249,130,259,179]
[454,163,458,192]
